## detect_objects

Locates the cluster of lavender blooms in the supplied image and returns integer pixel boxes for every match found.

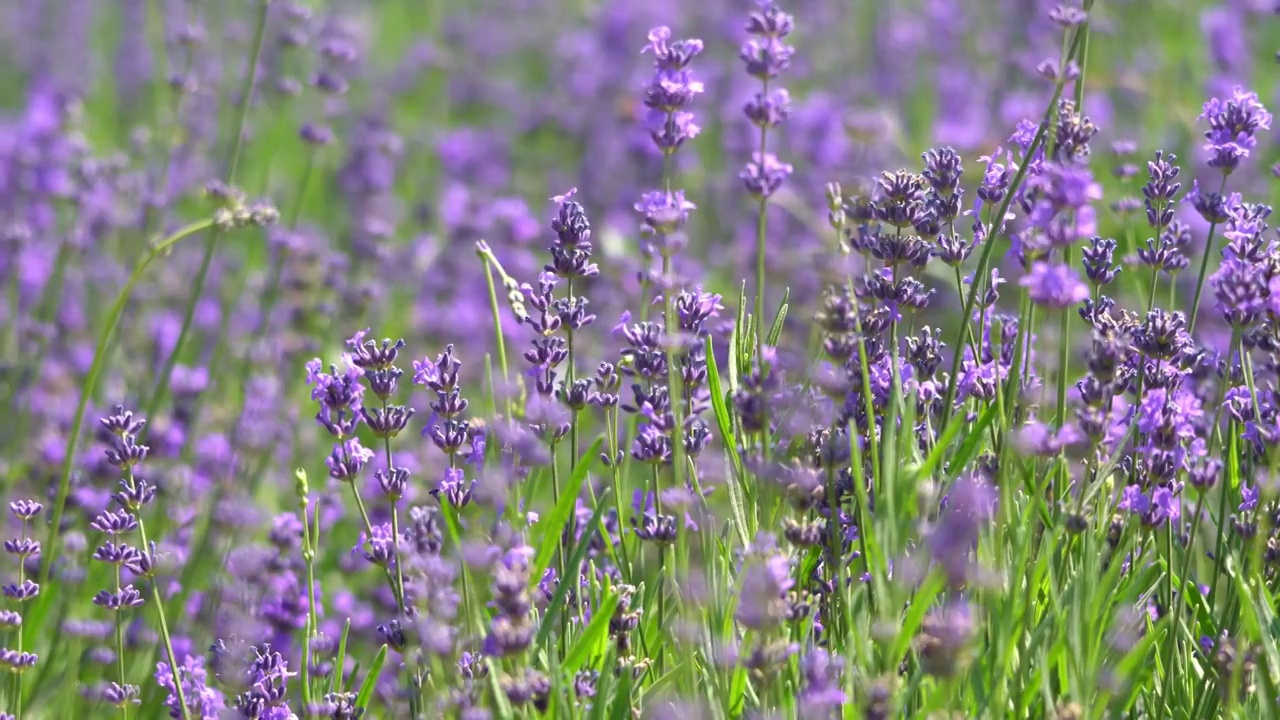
[5,0,1280,718]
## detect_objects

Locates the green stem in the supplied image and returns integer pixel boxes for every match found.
[1187,175,1230,334]
[661,249,688,500]
[300,502,316,708]
[13,520,26,720]
[940,65,1075,428]
[481,256,512,419]
[1055,247,1073,427]
[566,277,580,477]
[606,410,633,581]
[130,466,190,720]
[752,80,770,356]
[115,563,128,720]
[41,218,215,585]
[382,406,407,617]
[1164,488,1207,708]
[348,478,403,609]
[143,0,270,422]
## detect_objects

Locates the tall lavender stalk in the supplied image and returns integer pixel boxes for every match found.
[94,408,189,720]
[43,201,276,585]
[547,190,598,493]
[741,2,794,357]
[939,28,1082,430]
[3,502,40,720]
[143,0,271,422]
[636,23,704,671]
[1187,87,1271,333]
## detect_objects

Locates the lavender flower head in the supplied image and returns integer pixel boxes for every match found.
[636,190,696,237]
[740,2,795,80]
[1020,262,1089,308]
[642,27,704,154]
[739,2,795,200]
[735,538,794,631]
[155,654,225,719]
[1199,87,1272,173]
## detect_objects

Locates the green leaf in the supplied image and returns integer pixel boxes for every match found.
[1227,555,1280,683]
[944,401,998,480]
[888,570,946,665]
[343,661,361,693]
[1113,618,1163,711]
[766,287,790,346]
[532,438,603,582]
[705,335,750,547]
[331,618,351,693]
[354,644,388,710]
[728,664,748,717]
[908,400,972,483]
[610,665,633,720]
[588,654,615,720]
[486,658,515,720]
[735,280,751,376]
[644,657,690,699]
[562,586,619,673]
[536,489,610,646]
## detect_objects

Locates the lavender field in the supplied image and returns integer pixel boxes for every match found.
[2,0,1279,717]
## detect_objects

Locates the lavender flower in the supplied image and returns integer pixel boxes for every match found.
[155,654,224,719]
[1020,262,1089,308]
[415,344,475,456]
[231,644,296,719]
[914,601,974,677]
[0,650,37,672]
[1081,236,1120,285]
[1210,256,1266,328]
[1118,485,1182,528]
[740,5,795,80]
[800,649,846,715]
[642,27,704,154]
[483,546,535,657]
[1142,151,1181,229]
[735,540,794,631]
[740,152,794,200]
[636,190,696,237]
[1199,87,1273,173]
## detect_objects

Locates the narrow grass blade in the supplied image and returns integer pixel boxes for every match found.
[944,401,998,480]
[766,288,790,346]
[562,586,619,673]
[536,489,610,646]
[354,644,388,710]
[331,618,351,693]
[706,335,750,546]
[532,437,603,581]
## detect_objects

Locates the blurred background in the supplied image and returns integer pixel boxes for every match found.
[0,0,1277,714]
[2,1,1277,344]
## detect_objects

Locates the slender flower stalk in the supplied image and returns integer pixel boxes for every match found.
[4,502,40,720]
[306,347,404,609]
[939,54,1077,429]
[636,23,706,672]
[43,209,276,585]
[1188,87,1271,332]
[546,189,599,517]
[1187,176,1231,332]
[741,1,795,358]
[293,469,317,708]
[1054,12,1093,431]
[90,408,188,720]
[143,0,271,422]
[348,330,413,616]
